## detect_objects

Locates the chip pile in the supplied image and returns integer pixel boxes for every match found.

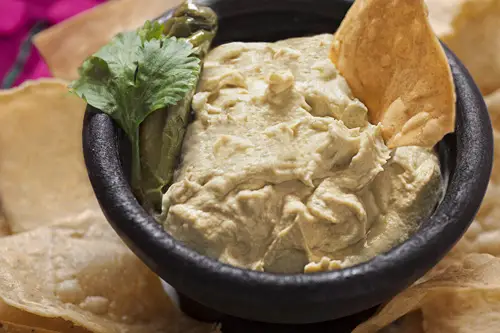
[0,65,214,333]
[0,0,216,330]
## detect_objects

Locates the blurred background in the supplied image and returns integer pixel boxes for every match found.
[0,0,106,89]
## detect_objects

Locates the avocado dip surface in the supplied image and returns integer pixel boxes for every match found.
[160,34,442,273]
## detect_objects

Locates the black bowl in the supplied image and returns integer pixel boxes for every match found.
[82,0,493,329]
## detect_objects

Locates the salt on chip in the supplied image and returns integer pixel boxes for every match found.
[353,253,500,333]
[0,79,100,233]
[330,0,456,148]
[34,0,183,80]
[0,216,179,333]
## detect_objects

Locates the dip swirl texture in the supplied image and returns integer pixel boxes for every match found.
[161,34,442,273]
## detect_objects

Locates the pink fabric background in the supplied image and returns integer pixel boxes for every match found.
[0,0,105,87]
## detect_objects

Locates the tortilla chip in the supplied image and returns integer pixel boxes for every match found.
[34,0,183,80]
[0,301,89,333]
[452,182,500,257]
[378,311,424,333]
[421,289,500,333]
[425,0,466,38]
[437,0,500,95]
[353,253,500,333]
[0,214,10,237]
[0,215,179,333]
[330,0,456,148]
[0,79,100,233]
[0,321,61,333]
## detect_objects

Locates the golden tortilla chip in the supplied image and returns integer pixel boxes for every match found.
[437,0,500,95]
[330,0,456,148]
[0,79,100,233]
[34,0,183,80]
[0,215,178,333]
[353,253,500,333]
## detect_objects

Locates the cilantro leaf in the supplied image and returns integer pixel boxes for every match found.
[140,37,200,113]
[71,2,217,212]
[70,28,200,204]
[70,31,200,140]
[138,20,166,43]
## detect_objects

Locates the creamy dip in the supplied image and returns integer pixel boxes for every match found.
[160,34,442,273]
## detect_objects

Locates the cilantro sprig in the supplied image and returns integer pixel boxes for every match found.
[71,1,217,212]
[70,25,200,143]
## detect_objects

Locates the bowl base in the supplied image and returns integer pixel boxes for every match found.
[178,293,378,332]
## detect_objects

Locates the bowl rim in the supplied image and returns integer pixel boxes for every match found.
[82,0,493,324]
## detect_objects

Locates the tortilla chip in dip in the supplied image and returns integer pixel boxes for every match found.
[0,79,100,233]
[330,0,456,148]
[0,216,177,333]
[34,0,183,80]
